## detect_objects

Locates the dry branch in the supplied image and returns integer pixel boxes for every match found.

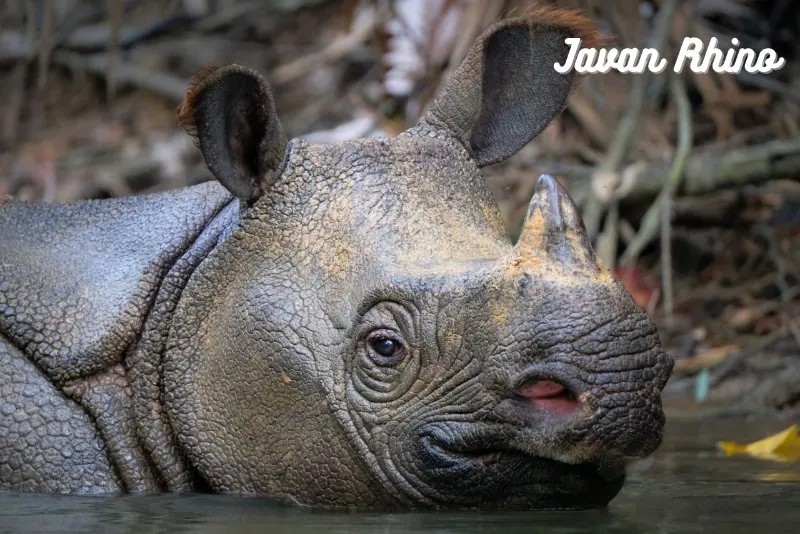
[622,74,693,266]
[51,50,187,101]
[552,136,800,202]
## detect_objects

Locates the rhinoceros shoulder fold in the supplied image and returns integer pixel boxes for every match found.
[0,181,234,383]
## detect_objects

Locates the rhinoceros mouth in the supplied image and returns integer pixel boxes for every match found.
[420,430,624,476]
[416,431,625,508]
[506,364,592,422]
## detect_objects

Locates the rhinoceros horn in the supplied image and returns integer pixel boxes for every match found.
[514,174,597,270]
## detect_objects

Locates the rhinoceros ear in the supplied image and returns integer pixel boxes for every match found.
[178,65,287,201]
[418,7,599,167]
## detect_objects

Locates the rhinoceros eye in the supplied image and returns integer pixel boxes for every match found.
[367,333,406,367]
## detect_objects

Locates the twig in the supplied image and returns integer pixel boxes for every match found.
[194,0,329,31]
[587,0,680,270]
[726,284,800,330]
[1,62,28,144]
[0,21,186,61]
[567,91,612,150]
[2,1,34,144]
[688,124,776,154]
[673,272,776,307]
[273,5,379,85]
[555,135,800,201]
[755,224,800,346]
[106,0,124,101]
[65,17,194,51]
[0,12,200,63]
[623,74,692,275]
[24,0,36,53]
[735,71,800,106]
[661,172,673,313]
[51,50,187,101]
[583,0,680,242]
[595,202,619,270]
[36,0,54,91]
[710,327,795,387]
[192,2,262,31]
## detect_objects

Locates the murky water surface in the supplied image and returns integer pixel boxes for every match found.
[2,419,798,533]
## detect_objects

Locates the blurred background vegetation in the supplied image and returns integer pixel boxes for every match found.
[0,0,798,419]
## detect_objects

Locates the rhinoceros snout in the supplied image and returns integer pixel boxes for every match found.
[499,336,672,465]
[480,283,673,468]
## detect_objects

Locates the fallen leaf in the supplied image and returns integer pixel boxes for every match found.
[754,315,781,336]
[614,265,660,311]
[718,425,800,462]
[674,344,739,374]
[725,307,756,329]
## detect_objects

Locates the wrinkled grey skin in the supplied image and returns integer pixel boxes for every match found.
[0,10,672,509]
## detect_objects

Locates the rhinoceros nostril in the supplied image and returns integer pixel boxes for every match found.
[518,379,578,418]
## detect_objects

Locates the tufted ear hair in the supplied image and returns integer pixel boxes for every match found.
[418,7,599,167]
[178,65,287,202]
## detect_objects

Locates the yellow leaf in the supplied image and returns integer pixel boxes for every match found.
[718,425,800,462]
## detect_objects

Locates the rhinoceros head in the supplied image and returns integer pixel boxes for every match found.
[166,7,672,510]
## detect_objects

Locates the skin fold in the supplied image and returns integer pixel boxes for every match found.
[0,7,673,509]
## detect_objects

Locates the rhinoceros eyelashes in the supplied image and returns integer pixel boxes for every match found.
[366,331,407,367]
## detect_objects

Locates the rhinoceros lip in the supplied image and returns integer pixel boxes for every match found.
[416,431,626,508]
[510,366,586,405]
[418,429,625,484]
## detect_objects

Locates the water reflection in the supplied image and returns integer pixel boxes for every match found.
[754,471,800,482]
[0,495,650,534]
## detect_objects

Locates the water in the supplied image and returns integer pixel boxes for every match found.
[2,418,798,533]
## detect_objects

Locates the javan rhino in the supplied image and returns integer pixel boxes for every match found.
[0,8,672,510]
